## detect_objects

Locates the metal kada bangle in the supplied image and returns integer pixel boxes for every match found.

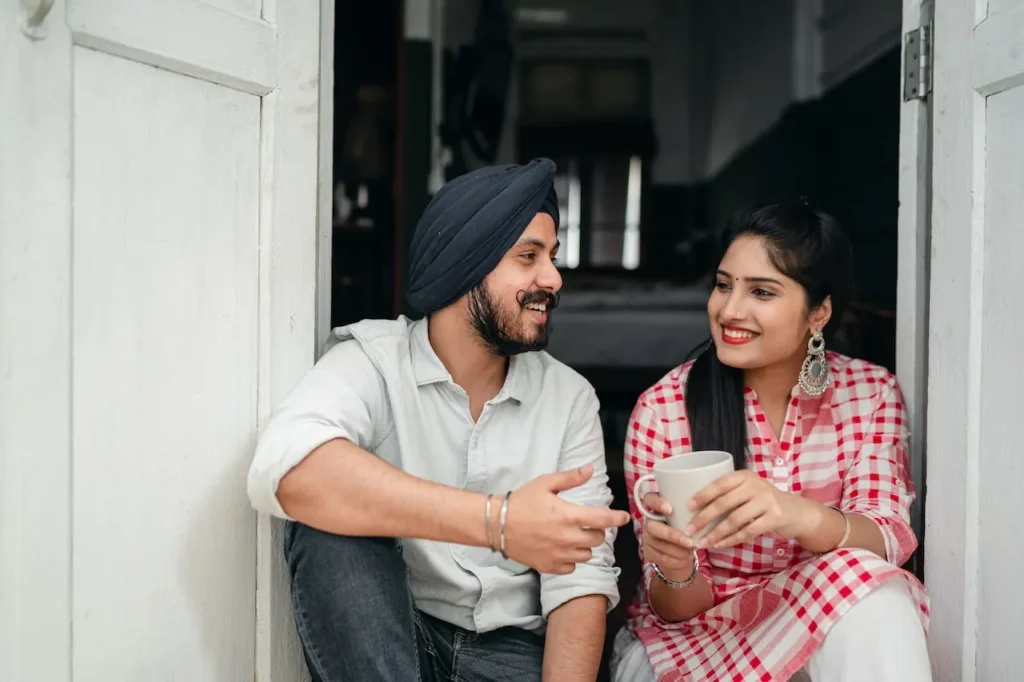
[498,491,512,559]
[485,494,495,552]
[652,551,700,589]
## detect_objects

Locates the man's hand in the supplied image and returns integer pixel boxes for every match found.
[502,464,630,574]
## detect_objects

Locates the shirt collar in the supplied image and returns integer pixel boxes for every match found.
[409,317,527,404]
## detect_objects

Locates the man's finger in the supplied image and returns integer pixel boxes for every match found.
[569,528,607,548]
[574,506,631,529]
[545,464,594,493]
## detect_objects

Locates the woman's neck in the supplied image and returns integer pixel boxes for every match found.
[744,351,805,406]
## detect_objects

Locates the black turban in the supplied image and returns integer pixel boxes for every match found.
[406,158,560,315]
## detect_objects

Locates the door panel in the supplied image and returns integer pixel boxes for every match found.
[71,47,260,681]
[975,62,1024,682]
[67,0,277,93]
[0,0,321,679]
[923,1,1024,680]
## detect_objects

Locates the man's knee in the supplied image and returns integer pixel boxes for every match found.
[285,525,422,681]
[285,523,403,578]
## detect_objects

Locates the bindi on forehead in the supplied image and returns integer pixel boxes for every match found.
[717,268,787,288]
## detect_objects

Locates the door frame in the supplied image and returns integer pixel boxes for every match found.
[253,1,336,681]
[260,0,959,678]
[896,0,932,578]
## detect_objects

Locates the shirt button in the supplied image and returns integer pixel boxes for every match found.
[775,457,785,466]
[776,548,786,557]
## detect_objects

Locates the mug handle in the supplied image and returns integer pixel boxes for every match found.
[632,473,668,522]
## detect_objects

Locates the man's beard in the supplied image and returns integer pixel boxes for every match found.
[467,283,559,357]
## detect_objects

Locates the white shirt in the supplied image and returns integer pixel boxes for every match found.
[247,316,621,633]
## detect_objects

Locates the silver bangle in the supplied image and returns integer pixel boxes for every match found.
[498,491,511,559]
[485,494,495,552]
[651,551,700,589]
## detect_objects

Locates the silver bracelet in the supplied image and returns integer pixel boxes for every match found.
[498,491,511,559]
[651,551,700,589]
[485,494,495,552]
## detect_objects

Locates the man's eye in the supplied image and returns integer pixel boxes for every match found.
[520,253,536,261]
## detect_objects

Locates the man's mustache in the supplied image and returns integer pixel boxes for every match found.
[516,289,560,310]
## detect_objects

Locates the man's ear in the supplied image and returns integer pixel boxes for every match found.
[809,296,833,333]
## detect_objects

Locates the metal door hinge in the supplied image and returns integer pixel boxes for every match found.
[903,23,933,101]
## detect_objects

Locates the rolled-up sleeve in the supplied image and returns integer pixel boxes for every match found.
[246,339,384,520]
[540,386,622,618]
[841,377,918,566]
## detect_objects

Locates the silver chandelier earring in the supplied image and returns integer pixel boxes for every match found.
[798,329,831,397]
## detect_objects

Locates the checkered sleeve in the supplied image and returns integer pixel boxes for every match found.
[840,376,918,566]
[624,395,714,614]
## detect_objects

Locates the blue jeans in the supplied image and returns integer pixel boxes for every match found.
[284,523,545,682]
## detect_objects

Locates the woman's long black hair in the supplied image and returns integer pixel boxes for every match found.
[685,200,854,471]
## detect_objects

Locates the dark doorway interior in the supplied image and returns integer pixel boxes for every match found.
[331,0,403,328]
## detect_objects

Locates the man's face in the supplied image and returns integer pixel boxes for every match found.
[468,212,562,356]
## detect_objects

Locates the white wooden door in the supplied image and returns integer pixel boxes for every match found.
[1,1,326,681]
[904,0,1024,680]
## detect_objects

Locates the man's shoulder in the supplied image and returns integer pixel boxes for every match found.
[326,316,417,349]
[316,317,419,382]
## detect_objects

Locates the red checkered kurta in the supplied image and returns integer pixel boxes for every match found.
[623,352,929,681]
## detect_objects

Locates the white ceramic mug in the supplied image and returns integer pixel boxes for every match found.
[632,450,735,541]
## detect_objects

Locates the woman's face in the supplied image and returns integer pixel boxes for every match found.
[707,235,831,371]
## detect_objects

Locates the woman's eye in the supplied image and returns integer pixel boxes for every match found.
[714,281,730,291]
[753,288,775,297]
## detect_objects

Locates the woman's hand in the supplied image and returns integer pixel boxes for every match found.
[686,470,813,549]
[639,493,698,581]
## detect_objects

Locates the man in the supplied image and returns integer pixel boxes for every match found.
[247,158,630,682]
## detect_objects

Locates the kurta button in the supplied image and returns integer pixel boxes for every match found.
[775,457,785,466]
[776,548,786,556]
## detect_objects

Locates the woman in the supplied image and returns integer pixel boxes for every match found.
[612,202,931,681]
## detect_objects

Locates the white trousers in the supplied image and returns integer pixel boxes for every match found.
[611,578,932,682]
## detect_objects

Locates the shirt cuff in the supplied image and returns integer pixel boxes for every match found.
[540,563,622,619]
[246,423,352,520]
[850,508,918,566]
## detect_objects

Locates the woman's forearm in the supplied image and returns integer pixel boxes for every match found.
[648,567,715,623]
[792,498,887,558]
